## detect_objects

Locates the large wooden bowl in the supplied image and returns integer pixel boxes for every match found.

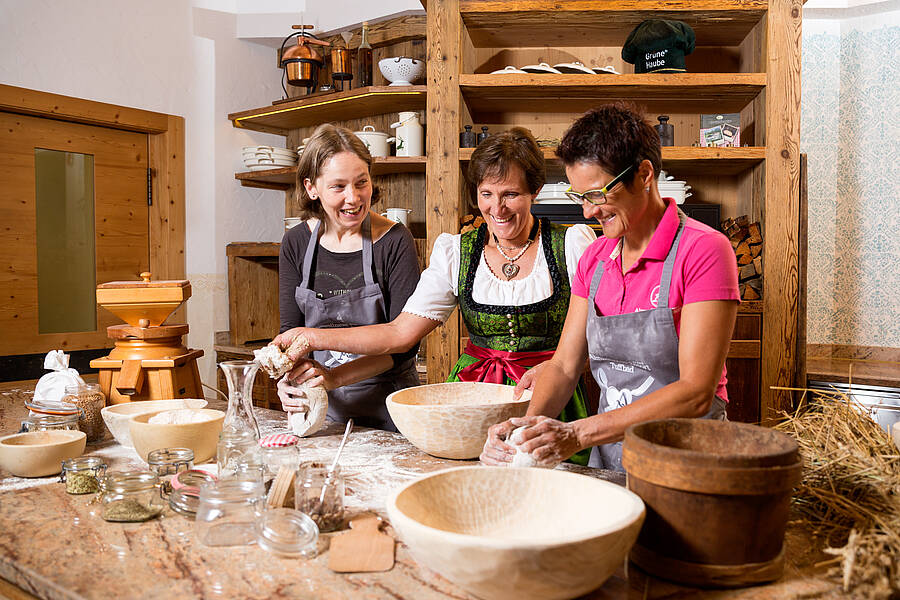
[101,399,208,448]
[128,409,224,463]
[386,382,530,459]
[387,467,645,600]
[0,430,86,477]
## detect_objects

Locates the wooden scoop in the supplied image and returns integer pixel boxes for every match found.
[327,513,395,573]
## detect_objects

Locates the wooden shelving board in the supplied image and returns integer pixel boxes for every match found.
[460,146,764,175]
[459,1,766,47]
[235,157,427,190]
[459,74,765,116]
[228,86,427,135]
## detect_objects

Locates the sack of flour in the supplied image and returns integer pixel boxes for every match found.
[33,350,85,405]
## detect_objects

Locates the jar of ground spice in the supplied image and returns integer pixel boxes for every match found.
[60,457,107,495]
[99,471,166,522]
[62,383,106,442]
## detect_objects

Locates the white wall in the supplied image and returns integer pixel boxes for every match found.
[0,0,286,385]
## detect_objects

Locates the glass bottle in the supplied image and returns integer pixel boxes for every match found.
[655,115,674,146]
[219,360,260,439]
[357,21,373,87]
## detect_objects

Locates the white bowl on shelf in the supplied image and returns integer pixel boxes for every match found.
[553,61,594,74]
[378,57,425,86]
[490,65,528,74]
[520,62,561,74]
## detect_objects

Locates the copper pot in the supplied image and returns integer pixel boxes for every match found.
[281,32,329,89]
[330,47,352,81]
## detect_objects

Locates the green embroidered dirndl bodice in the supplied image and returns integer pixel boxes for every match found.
[458,218,570,351]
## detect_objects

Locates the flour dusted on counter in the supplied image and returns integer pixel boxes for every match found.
[509,426,558,469]
[254,334,312,379]
[148,409,213,425]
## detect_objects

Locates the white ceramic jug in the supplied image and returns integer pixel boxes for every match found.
[388,111,424,157]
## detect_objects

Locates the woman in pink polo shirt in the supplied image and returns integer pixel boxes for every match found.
[481,103,740,471]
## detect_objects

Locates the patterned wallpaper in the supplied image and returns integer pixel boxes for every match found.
[801,15,900,348]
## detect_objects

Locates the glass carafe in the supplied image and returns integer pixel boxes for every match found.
[219,360,260,439]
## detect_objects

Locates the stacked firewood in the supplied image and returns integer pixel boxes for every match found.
[460,214,485,234]
[721,215,763,300]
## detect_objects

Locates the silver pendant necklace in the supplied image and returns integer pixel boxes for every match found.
[492,220,540,279]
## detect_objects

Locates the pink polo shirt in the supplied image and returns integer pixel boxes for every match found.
[571,199,740,401]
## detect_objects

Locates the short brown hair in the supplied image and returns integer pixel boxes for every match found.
[295,123,379,219]
[557,102,661,189]
[465,127,545,205]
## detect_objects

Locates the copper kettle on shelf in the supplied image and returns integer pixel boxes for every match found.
[280,25,330,96]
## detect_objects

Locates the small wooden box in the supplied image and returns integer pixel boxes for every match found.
[227,243,280,345]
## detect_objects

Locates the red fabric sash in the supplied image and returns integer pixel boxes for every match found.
[456,341,555,384]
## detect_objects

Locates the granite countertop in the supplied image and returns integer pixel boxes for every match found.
[0,383,842,600]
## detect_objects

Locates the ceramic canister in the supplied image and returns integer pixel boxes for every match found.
[354,125,389,158]
[388,112,424,157]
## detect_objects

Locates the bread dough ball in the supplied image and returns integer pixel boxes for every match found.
[508,426,558,469]
[288,383,328,437]
[254,334,311,379]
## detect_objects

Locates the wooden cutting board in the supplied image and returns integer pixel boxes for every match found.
[327,513,395,573]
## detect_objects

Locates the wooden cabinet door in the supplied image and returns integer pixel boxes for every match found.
[0,112,149,355]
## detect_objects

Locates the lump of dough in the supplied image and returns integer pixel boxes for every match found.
[288,383,328,437]
[508,426,558,469]
[254,334,311,379]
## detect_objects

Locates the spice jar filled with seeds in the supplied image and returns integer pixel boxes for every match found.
[62,383,106,442]
[99,471,165,522]
[294,462,344,532]
[60,457,107,495]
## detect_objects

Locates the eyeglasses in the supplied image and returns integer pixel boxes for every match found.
[564,165,635,206]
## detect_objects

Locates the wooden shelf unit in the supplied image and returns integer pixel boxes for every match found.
[426,0,803,424]
[460,146,766,176]
[235,157,427,191]
[228,85,427,135]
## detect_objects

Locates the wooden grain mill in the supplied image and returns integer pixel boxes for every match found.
[90,272,203,404]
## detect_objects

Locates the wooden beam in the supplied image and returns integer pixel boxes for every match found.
[761,0,802,424]
[317,11,426,49]
[0,84,169,134]
[425,0,462,383]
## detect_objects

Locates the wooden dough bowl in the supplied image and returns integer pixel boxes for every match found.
[387,466,645,600]
[386,382,530,460]
[128,409,224,463]
[0,430,86,477]
[101,399,208,448]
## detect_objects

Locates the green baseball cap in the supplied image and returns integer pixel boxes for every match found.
[622,19,696,74]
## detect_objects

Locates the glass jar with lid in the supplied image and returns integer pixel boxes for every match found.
[217,429,261,479]
[99,471,165,522]
[22,413,80,433]
[195,479,267,547]
[168,469,217,518]
[255,508,318,558]
[62,383,106,442]
[147,447,194,493]
[294,461,344,532]
[258,433,300,485]
[60,456,107,495]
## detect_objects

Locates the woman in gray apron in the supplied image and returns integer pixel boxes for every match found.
[480,103,740,471]
[274,124,420,431]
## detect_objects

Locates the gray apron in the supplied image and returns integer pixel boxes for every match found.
[586,210,726,471]
[294,217,419,431]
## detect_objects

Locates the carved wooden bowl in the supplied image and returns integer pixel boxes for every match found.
[386,382,530,459]
[387,466,645,600]
[129,408,224,463]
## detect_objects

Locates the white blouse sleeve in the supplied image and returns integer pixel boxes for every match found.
[564,224,597,286]
[401,233,460,322]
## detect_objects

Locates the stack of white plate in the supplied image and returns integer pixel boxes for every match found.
[296,137,311,159]
[242,145,298,172]
[535,182,572,204]
[657,175,692,204]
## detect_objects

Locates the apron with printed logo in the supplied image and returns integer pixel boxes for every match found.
[294,216,419,431]
[586,210,726,471]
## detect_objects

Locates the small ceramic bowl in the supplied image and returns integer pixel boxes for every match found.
[520,62,561,74]
[490,65,528,74]
[129,408,224,464]
[0,430,86,477]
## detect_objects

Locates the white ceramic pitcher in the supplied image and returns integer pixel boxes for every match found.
[388,111,424,157]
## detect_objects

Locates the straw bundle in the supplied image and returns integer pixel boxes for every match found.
[775,387,900,598]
